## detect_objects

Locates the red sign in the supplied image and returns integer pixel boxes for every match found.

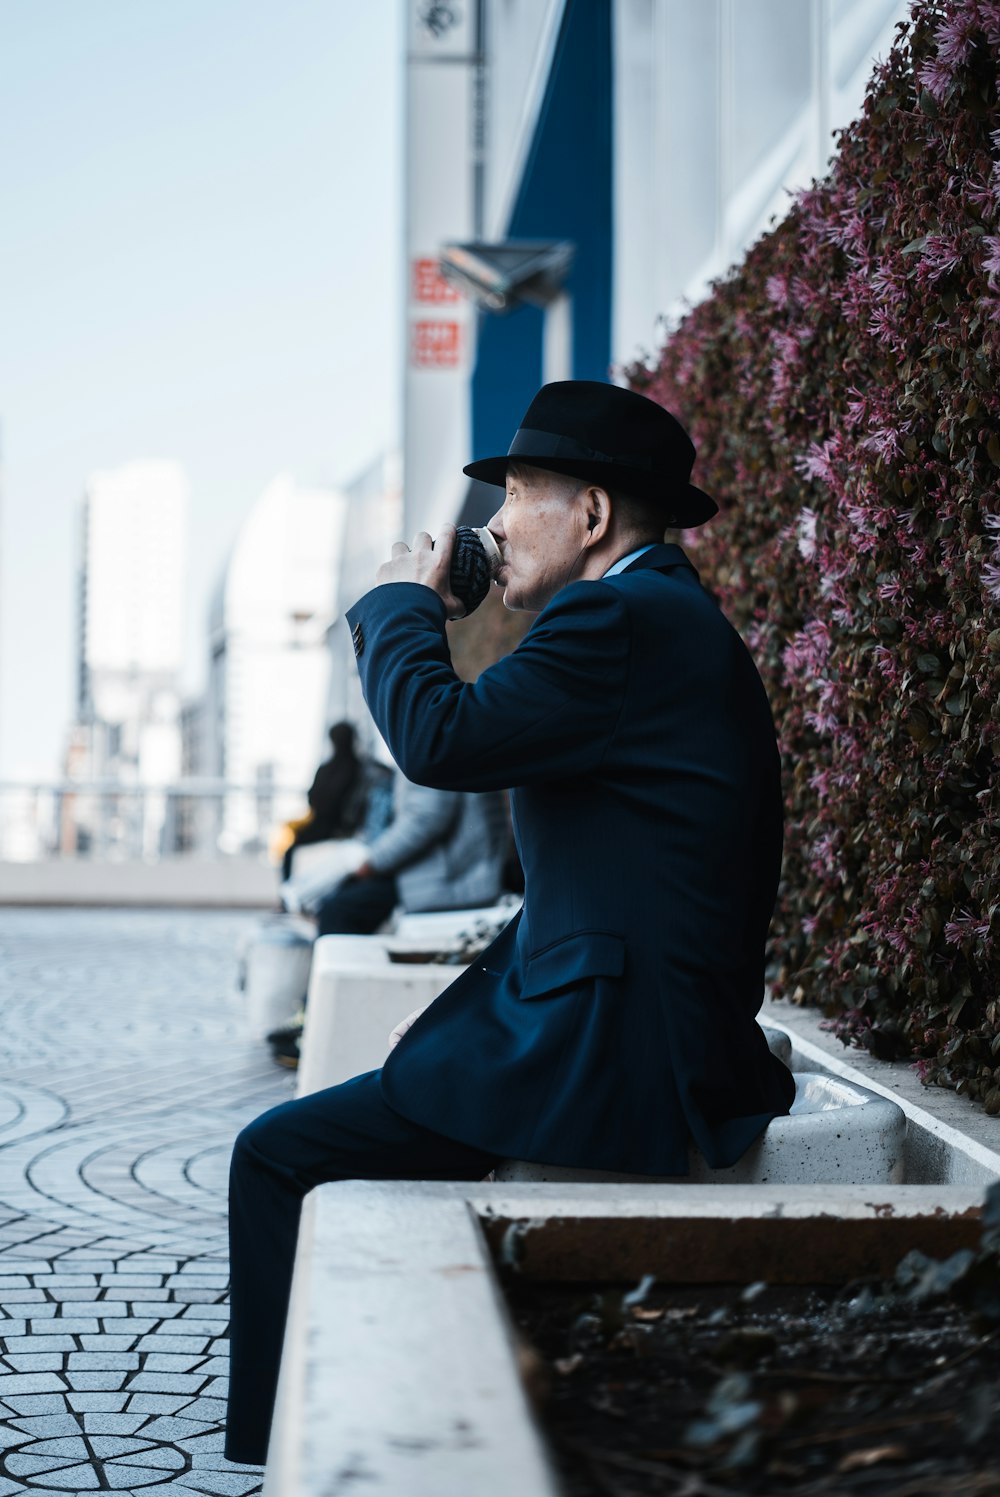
[411,257,460,305]
[410,319,462,368]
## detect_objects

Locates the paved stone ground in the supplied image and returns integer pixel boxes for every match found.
[0,910,295,1495]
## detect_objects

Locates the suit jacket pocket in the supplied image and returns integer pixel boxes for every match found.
[519,930,626,1000]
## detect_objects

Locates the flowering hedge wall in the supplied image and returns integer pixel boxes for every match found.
[630,0,1000,1105]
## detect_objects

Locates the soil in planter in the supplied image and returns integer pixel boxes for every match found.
[505,1277,1000,1496]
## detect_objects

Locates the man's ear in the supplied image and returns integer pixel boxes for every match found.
[582,485,612,545]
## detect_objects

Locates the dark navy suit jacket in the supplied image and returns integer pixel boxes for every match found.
[345,543,794,1174]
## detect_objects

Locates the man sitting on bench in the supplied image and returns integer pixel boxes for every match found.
[225,380,795,1466]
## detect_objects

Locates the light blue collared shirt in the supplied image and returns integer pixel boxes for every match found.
[602,543,657,579]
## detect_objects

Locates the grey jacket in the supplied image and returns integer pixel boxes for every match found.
[367,776,507,914]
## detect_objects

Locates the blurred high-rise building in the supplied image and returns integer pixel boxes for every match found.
[324,450,402,742]
[207,474,347,854]
[67,460,189,856]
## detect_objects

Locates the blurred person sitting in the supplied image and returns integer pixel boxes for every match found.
[267,772,508,1067]
[317,773,508,935]
[278,722,365,883]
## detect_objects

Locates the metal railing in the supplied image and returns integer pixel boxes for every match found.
[0,780,309,863]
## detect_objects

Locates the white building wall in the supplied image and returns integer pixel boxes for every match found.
[82,461,187,678]
[612,0,908,369]
[66,455,191,856]
[213,475,347,852]
[73,462,189,855]
[481,0,566,238]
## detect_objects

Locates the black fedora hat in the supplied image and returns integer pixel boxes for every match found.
[463,379,717,527]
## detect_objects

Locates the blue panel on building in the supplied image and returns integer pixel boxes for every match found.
[462,0,612,524]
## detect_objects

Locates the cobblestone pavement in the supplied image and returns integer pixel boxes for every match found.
[0,910,295,1495]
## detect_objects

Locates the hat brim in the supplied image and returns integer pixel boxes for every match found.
[462,454,718,527]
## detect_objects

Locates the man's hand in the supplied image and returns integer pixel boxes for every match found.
[388,1006,427,1050]
[374,526,465,619]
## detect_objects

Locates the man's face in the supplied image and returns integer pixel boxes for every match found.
[486,465,585,613]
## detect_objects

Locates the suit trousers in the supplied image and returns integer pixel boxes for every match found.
[224,1070,498,1465]
[315,871,398,936]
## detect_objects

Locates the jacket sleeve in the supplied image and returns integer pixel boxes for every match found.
[345,579,630,792]
[365,782,460,875]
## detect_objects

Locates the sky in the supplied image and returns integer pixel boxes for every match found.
[0,0,403,779]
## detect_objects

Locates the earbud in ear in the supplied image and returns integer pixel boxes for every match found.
[587,514,598,532]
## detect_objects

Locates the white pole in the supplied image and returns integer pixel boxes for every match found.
[543,292,573,384]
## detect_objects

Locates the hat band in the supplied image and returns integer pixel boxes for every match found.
[507,428,655,473]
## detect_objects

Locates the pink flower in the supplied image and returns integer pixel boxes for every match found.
[872,645,903,686]
[808,767,832,798]
[933,12,976,68]
[977,290,1000,322]
[944,909,991,946]
[982,561,1000,603]
[817,573,857,626]
[766,274,790,308]
[886,927,912,955]
[900,539,930,567]
[804,709,840,736]
[827,210,868,258]
[859,426,903,460]
[870,267,905,306]
[782,618,831,677]
[877,575,912,607]
[981,5,1000,51]
[919,235,963,283]
[917,54,957,103]
[845,390,869,429]
[797,507,818,560]
[794,438,838,486]
[982,235,1000,283]
[867,305,902,346]
[810,830,842,866]
[967,176,998,216]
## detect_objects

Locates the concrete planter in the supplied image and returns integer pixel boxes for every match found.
[495,1071,906,1186]
[263,1180,985,1496]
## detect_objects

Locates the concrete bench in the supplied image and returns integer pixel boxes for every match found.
[240,916,315,1040]
[262,1178,982,1494]
[494,1071,906,1186]
[296,907,516,1095]
[388,898,521,946]
[296,936,460,1096]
